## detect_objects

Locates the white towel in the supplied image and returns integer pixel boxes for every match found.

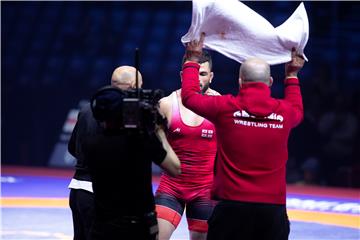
[181,0,309,65]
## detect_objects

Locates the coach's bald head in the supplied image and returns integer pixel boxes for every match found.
[239,58,273,87]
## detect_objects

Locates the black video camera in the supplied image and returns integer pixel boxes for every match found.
[91,86,165,134]
[121,88,165,132]
[91,48,166,134]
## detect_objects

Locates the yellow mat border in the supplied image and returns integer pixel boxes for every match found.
[1,197,359,229]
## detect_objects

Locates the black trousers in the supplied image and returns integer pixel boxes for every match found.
[69,189,95,240]
[207,200,290,240]
[90,211,158,240]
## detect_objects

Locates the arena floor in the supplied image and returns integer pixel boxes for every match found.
[1,166,359,240]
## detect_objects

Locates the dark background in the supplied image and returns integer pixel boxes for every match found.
[2,1,360,187]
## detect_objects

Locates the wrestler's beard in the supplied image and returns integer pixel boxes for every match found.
[200,82,210,95]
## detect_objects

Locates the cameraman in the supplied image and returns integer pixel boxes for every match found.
[87,85,180,240]
[68,66,180,240]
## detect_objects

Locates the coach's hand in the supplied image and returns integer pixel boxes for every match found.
[184,32,205,63]
[285,48,305,78]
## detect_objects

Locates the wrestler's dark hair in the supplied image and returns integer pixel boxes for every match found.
[182,49,213,70]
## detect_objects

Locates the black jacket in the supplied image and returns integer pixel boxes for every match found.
[69,103,166,216]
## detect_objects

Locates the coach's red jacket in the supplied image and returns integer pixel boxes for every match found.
[181,62,303,205]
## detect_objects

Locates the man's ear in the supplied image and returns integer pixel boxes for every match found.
[269,76,273,87]
[209,72,214,84]
[239,77,243,88]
